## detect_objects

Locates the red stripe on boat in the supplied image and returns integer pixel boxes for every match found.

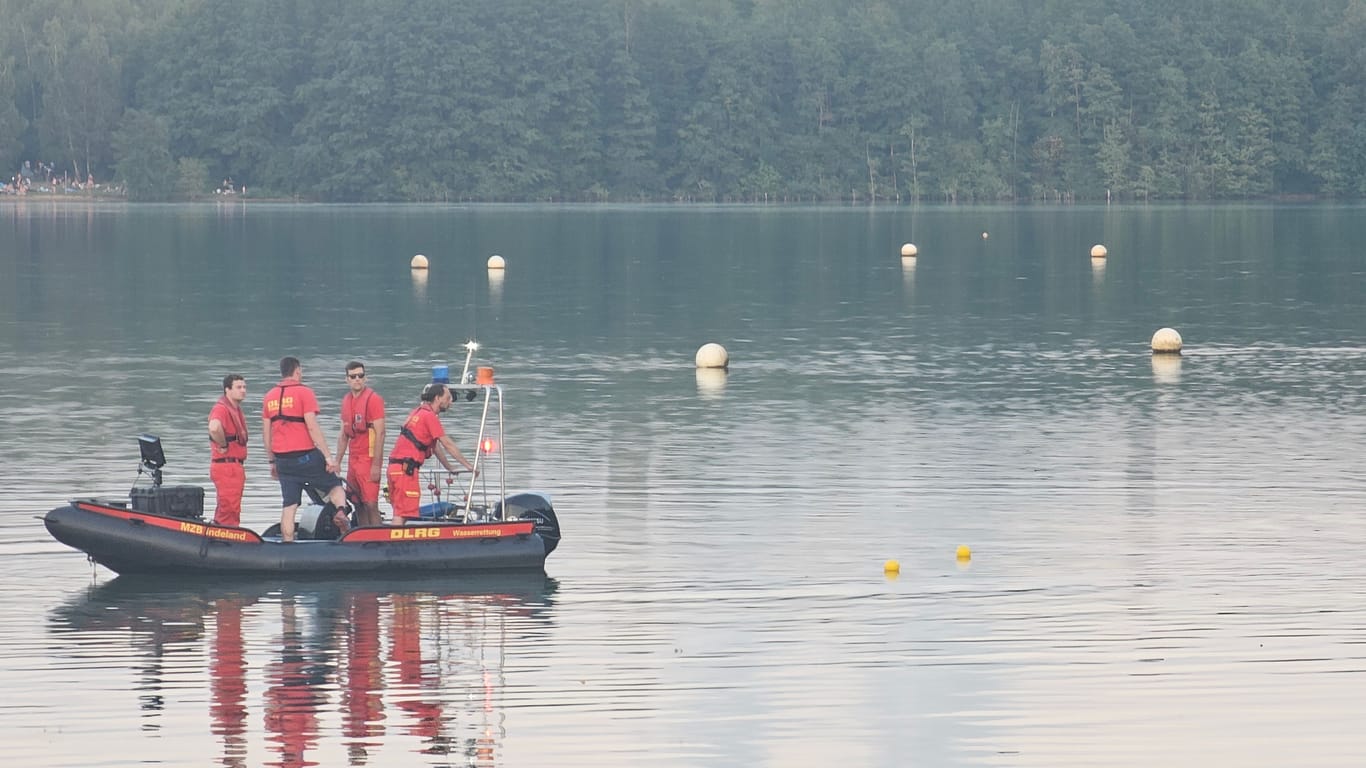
[73,500,264,543]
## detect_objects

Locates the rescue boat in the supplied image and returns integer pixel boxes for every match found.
[43,344,562,577]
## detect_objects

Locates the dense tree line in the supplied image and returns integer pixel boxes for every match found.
[3,0,1366,202]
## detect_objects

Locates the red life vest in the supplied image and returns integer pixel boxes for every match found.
[263,382,314,453]
[210,397,249,461]
[341,389,378,459]
[391,405,441,461]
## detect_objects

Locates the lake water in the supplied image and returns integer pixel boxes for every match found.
[2,202,1365,767]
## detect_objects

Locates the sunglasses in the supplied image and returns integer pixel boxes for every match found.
[347,372,366,380]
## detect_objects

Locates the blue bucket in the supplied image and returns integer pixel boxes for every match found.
[419,500,457,519]
[431,364,449,383]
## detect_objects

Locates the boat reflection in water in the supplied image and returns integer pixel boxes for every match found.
[49,574,557,767]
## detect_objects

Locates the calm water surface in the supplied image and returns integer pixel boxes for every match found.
[2,202,1366,767]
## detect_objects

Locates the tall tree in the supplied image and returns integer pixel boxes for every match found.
[112,108,173,200]
[36,17,122,178]
[1094,120,1131,197]
[0,56,26,172]
[600,43,659,198]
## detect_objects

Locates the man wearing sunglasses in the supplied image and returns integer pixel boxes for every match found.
[335,361,386,527]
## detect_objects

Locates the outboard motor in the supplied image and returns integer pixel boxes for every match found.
[296,504,327,539]
[496,492,560,556]
[261,502,345,540]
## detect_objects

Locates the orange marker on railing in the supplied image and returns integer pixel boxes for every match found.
[476,366,495,386]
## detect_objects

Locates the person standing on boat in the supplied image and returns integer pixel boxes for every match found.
[335,360,386,528]
[207,374,249,527]
[262,356,347,542]
[386,382,476,524]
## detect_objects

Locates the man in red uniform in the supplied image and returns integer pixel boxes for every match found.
[207,374,249,527]
[262,356,346,542]
[335,361,386,527]
[386,382,476,524]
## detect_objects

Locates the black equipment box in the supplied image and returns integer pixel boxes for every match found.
[129,485,205,519]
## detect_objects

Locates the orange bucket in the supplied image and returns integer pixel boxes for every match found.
[476,366,495,386]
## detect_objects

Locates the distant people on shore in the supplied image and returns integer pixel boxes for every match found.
[3,163,111,196]
[215,178,246,196]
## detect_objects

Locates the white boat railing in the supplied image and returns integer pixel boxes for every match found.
[447,381,506,521]
[417,340,508,523]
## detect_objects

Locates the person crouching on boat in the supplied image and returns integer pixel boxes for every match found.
[207,374,249,527]
[386,382,476,525]
[262,356,347,542]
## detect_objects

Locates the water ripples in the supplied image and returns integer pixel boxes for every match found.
[6,205,1366,766]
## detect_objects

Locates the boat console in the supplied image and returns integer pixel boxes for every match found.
[129,434,205,520]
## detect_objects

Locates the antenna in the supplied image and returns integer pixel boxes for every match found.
[458,340,480,385]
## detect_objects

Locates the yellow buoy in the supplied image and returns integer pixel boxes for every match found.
[695,342,729,370]
[487,254,506,270]
[410,253,429,270]
[883,559,900,574]
[1091,244,1108,258]
[900,243,918,257]
[956,545,971,560]
[1151,327,1183,354]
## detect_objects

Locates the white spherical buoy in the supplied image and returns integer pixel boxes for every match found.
[1151,327,1183,354]
[695,342,729,370]
[410,254,429,270]
[1091,244,1108,258]
[900,243,918,258]
[487,254,506,270]
[981,231,989,240]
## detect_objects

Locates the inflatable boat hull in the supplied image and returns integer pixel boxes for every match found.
[44,499,551,576]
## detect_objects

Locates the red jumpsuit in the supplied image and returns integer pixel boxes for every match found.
[208,396,248,526]
[386,405,445,521]
[341,388,386,504]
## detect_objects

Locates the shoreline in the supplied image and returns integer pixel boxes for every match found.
[2,192,1346,206]
[1,193,128,203]
[0,193,300,204]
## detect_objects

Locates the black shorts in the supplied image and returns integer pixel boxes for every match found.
[274,449,342,506]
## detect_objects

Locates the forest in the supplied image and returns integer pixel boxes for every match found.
[2,0,1366,202]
